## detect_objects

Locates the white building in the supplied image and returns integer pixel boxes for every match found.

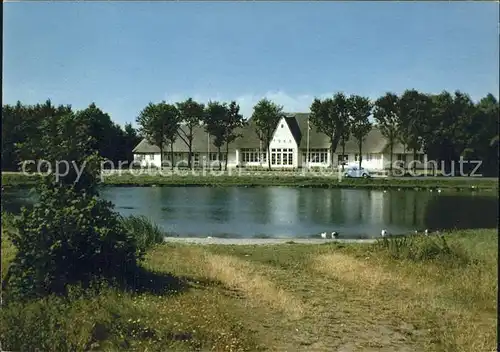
[132,113,428,170]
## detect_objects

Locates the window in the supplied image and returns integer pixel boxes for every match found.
[210,152,226,161]
[397,154,407,162]
[305,149,328,164]
[338,154,347,163]
[241,149,267,163]
[270,148,294,166]
[281,124,284,128]
[193,153,200,163]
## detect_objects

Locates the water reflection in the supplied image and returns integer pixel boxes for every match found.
[1,186,497,239]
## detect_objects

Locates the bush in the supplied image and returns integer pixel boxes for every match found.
[376,234,472,265]
[4,182,142,300]
[120,215,166,252]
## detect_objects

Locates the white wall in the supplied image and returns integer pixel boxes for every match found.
[269,118,299,168]
[133,153,162,168]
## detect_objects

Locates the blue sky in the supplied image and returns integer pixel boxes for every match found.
[4,2,499,126]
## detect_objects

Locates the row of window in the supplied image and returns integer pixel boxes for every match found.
[271,150,294,166]
[162,152,227,163]
[241,149,267,163]
[136,152,426,164]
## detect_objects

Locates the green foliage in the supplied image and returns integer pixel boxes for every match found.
[176,98,206,169]
[347,95,373,169]
[5,181,141,300]
[2,100,139,171]
[251,99,285,170]
[309,93,350,168]
[374,92,400,173]
[376,235,472,265]
[204,101,246,170]
[136,101,180,169]
[5,106,143,301]
[120,215,166,253]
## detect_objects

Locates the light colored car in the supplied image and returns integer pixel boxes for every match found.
[344,165,371,178]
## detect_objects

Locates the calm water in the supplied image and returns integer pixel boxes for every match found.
[2,187,497,239]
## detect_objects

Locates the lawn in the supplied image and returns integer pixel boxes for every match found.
[2,170,498,191]
[1,227,497,351]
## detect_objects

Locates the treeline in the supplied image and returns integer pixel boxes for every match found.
[1,100,140,171]
[3,89,498,175]
[137,90,498,174]
[309,90,499,175]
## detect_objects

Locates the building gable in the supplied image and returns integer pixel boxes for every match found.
[270,117,300,149]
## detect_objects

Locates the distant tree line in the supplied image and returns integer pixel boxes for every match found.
[136,98,247,171]
[309,90,499,176]
[1,100,141,171]
[2,89,498,175]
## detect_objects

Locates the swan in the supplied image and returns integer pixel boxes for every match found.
[381,229,388,237]
[424,229,429,236]
[320,232,327,239]
[331,231,339,239]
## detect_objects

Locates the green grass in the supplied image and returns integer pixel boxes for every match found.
[1,224,497,351]
[2,171,498,191]
[119,215,167,252]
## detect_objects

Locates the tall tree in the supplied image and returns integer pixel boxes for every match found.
[309,93,348,169]
[176,98,205,169]
[120,123,141,163]
[136,102,180,170]
[373,92,400,175]
[399,89,433,173]
[470,94,499,176]
[204,101,228,171]
[224,101,246,170]
[8,108,141,300]
[77,103,120,164]
[251,99,284,170]
[348,95,373,169]
[335,93,351,171]
[158,102,181,170]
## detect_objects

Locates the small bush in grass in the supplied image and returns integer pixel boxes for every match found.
[120,215,166,252]
[376,235,472,265]
[4,180,142,300]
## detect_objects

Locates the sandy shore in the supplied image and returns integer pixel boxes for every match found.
[163,237,377,245]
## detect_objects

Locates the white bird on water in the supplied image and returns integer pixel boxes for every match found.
[424,229,429,236]
[381,229,388,237]
[320,232,327,239]
[437,189,442,193]
[331,231,339,239]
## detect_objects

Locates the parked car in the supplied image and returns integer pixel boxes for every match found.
[344,165,371,178]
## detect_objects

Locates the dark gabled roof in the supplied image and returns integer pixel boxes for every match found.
[234,117,263,149]
[284,116,302,146]
[133,125,239,154]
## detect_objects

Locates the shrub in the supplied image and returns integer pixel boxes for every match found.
[120,215,166,252]
[4,181,142,300]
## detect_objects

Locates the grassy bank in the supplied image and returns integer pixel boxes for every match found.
[2,171,498,191]
[1,227,497,351]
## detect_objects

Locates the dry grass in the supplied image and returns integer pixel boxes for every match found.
[1,229,497,351]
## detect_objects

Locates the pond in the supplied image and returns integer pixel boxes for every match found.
[1,186,497,239]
